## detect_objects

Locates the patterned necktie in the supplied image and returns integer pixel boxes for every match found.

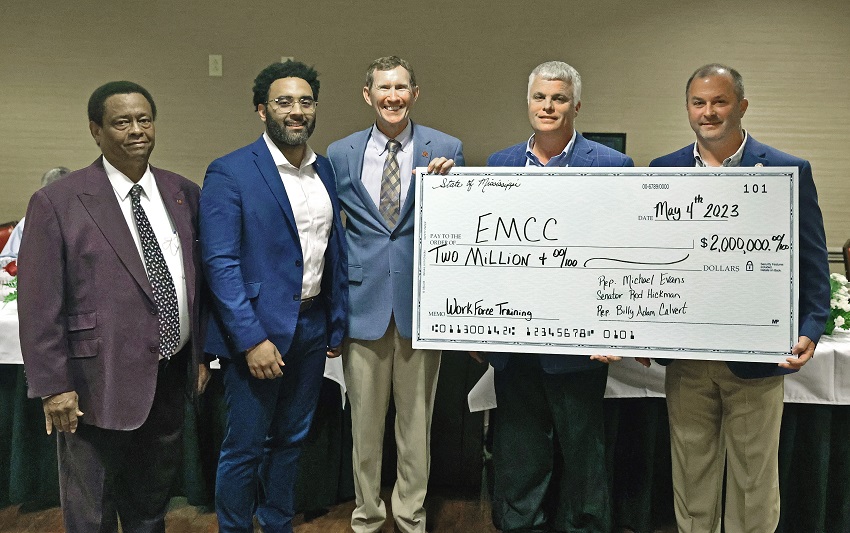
[379,139,402,227]
[129,184,180,359]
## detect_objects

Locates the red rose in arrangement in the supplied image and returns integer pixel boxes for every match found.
[2,261,15,277]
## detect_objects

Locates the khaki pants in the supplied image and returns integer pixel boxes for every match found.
[665,360,784,533]
[344,320,441,533]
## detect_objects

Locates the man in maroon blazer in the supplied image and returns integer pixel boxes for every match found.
[17,81,210,533]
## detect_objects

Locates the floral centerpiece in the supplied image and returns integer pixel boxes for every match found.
[825,273,850,335]
[0,260,16,304]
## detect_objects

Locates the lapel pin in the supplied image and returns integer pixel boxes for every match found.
[176,198,184,204]
[422,151,428,158]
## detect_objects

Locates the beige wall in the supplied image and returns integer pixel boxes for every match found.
[1,0,848,247]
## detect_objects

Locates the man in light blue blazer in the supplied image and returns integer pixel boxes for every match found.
[327,56,463,533]
[200,61,347,533]
[484,61,633,533]
[647,63,829,533]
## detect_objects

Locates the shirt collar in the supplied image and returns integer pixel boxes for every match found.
[103,157,154,200]
[262,132,317,171]
[693,130,748,167]
[369,121,413,155]
[525,131,577,167]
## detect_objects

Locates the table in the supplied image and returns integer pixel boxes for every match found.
[606,331,850,403]
[2,302,849,532]
[465,333,850,532]
[467,331,850,411]
[0,302,21,364]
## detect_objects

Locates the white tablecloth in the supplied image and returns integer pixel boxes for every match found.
[6,298,847,407]
[467,331,850,411]
[0,301,21,364]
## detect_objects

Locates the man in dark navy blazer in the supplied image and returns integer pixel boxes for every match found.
[200,61,347,533]
[648,63,830,533]
[484,61,633,533]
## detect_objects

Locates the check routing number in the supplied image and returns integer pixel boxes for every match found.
[412,167,800,363]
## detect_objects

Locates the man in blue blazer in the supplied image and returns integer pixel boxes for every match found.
[327,56,463,533]
[484,61,632,533]
[200,61,347,533]
[648,64,830,533]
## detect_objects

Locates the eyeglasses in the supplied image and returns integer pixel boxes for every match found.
[265,96,317,114]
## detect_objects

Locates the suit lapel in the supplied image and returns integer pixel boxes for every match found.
[252,137,298,236]
[740,137,769,167]
[346,130,386,225]
[568,134,595,167]
[77,158,154,303]
[314,157,337,204]
[401,123,432,225]
[155,169,195,311]
[677,146,696,166]
[508,143,527,166]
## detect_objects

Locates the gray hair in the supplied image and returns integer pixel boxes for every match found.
[527,61,582,103]
[41,166,71,187]
[686,63,745,102]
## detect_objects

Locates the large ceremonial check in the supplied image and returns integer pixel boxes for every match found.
[412,167,800,362]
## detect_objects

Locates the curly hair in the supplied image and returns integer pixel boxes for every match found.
[252,60,320,110]
[88,81,157,126]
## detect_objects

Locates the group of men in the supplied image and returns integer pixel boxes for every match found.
[15,56,828,533]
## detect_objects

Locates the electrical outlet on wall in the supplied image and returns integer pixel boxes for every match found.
[209,55,223,77]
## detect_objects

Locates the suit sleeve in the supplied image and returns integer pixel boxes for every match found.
[796,161,830,343]
[17,190,73,397]
[453,140,465,167]
[319,159,348,349]
[199,159,268,352]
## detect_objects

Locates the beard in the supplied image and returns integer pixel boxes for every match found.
[266,114,316,147]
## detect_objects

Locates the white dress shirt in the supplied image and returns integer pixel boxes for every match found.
[103,158,190,356]
[0,218,24,258]
[262,133,332,299]
[524,130,578,167]
[362,121,414,212]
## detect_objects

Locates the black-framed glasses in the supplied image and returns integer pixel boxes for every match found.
[265,96,317,114]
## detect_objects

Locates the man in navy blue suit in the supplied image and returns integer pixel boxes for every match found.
[485,61,633,533]
[328,56,463,533]
[648,63,830,533]
[200,61,347,533]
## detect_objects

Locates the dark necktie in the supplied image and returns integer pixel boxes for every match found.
[130,184,180,359]
[379,139,402,227]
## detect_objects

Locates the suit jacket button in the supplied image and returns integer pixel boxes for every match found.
[149,346,158,353]
[293,295,300,301]
[390,235,397,241]
[295,260,302,267]
[150,309,157,316]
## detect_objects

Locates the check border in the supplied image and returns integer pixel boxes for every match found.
[412,167,799,363]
